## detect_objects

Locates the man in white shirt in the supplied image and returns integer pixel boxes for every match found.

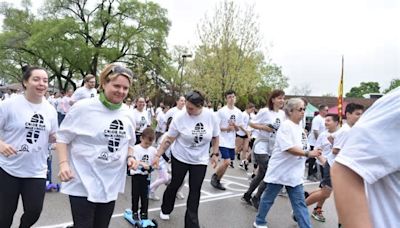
[163,96,185,122]
[211,90,244,190]
[307,104,328,180]
[331,91,398,228]
[58,89,74,125]
[70,74,97,105]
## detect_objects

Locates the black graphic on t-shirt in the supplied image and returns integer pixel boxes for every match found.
[270,118,281,137]
[228,115,236,124]
[142,154,149,163]
[25,114,45,144]
[301,132,308,150]
[192,122,206,146]
[90,93,95,98]
[139,116,147,129]
[99,119,127,161]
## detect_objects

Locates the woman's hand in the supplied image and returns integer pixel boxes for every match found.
[0,141,17,157]
[58,161,74,182]
[152,156,160,169]
[210,154,219,169]
[308,148,322,158]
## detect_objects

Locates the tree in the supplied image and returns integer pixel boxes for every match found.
[346,81,380,98]
[0,0,170,93]
[291,84,312,96]
[383,78,400,93]
[186,0,288,104]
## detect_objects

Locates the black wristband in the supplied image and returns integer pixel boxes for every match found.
[210,153,219,158]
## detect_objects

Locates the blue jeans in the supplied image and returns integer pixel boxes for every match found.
[255,182,312,228]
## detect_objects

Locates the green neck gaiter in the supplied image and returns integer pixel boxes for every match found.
[99,92,122,110]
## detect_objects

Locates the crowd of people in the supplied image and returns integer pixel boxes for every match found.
[0,64,398,228]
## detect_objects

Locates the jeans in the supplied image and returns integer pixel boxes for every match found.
[161,155,207,228]
[255,183,311,228]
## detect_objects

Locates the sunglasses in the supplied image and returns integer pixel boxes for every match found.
[108,65,134,80]
[296,107,306,112]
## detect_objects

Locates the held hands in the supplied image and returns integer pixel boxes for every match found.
[127,157,138,170]
[308,148,322,158]
[152,155,160,169]
[58,161,74,182]
[0,141,17,157]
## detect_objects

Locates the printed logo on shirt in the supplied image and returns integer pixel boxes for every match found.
[99,119,127,161]
[192,122,206,146]
[141,154,149,163]
[228,115,236,124]
[139,116,147,129]
[91,93,95,98]
[301,132,308,150]
[270,118,281,138]
[25,114,46,144]
[17,144,29,153]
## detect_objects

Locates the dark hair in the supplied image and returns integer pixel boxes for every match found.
[166,117,173,132]
[318,104,328,111]
[21,65,47,89]
[141,127,155,142]
[246,103,255,109]
[268,89,285,110]
[224,89,236,98]
[185,90,205,108]
[345,103,364,114]
[325,113,339,122]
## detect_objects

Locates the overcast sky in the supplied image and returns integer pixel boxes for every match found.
[2,0,399,95]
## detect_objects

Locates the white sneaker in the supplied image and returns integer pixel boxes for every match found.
[176,191,185,199]
[160,211,170,220]
[253,221,268,228]
[149,192,160,201]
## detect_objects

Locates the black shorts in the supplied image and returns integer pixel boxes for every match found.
[236,134,248,139]
[319,163,332,188]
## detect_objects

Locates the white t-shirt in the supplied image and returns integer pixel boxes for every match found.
[314,130,336,166]
[146,107,154,122]
[335,87,400,228]
[168,108,220,165]
[164,106,184,122]
[60,96,73,114]
[155,111,167,133]
[57,98,136,203]
[308,114,326,146]
[0,95,58,178]
[252,108,285,155]
[217,106,243,149]
[133,109,150,134]
[71,86,97,102]
[236,111,250,136]
[155,107,163,117]
[130,144,156,175]
[264,119,309,187]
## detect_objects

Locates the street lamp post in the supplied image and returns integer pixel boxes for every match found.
[179,54,192,96]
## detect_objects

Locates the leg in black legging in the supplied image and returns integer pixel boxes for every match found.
[185,163,207,228]
[19,177,46,228]
[0,168,20,228]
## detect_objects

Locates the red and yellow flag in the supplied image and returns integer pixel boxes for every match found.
[338,56,344,126]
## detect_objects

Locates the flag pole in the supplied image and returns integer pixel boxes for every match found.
[338,56,344,127]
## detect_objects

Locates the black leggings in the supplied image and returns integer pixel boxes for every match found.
[0,167,46,228]
[69,195,115,228]
[131,174,149,217]
[161,155,207,228]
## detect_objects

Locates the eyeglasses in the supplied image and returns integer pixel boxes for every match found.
[296,107,306,112]
[107,65,134,80]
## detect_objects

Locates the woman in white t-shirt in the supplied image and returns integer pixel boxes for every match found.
[153,90,220,228]
[243,89,285,207]
[0,66,58,228]
[56,64,137,228]
[253,98,321,228]
[133,97,151,144]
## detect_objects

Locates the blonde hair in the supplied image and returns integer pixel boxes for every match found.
[98,63,133,91]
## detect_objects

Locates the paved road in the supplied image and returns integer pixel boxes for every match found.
[12,159,339,228]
